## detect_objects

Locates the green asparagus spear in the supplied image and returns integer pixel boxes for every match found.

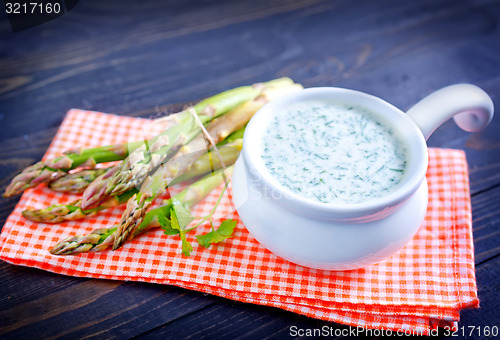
[50,167,233,255]
[21,190,137,223]
[3,143,132,198]
[48,168,109,193]
[170,138,242,185]
[21,139,242,223]
[3,79,288,198]
[22,102,252,224]
[81,78,295,210]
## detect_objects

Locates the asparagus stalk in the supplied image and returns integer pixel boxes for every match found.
[170,138,242,185]
[21,139,242,223]
[35,111,246,196]
[21,190,137,223]
[3,79,287,198]
[3,139,147,198]
[50,167,233,255]
[48,168,109,193]
[81,78,294,210]
[111,81,302,250]
[47,126,241,195]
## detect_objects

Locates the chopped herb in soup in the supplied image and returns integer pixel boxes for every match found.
[261,101,407,204]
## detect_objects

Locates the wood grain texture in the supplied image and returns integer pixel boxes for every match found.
[0,277,218,339]
[1,0,499,338]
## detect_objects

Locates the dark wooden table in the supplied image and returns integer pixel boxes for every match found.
[1,0,499,338]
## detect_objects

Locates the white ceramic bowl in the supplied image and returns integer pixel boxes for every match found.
[232,84,493,270]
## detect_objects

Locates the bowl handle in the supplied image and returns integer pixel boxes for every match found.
[406,84,494,140]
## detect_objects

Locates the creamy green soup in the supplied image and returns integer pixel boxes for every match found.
[261,101,407,204]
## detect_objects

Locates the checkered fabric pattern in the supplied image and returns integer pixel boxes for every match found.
[0,109,478,335]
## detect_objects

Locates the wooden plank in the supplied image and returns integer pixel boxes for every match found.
[0,0,498,143]
[456,254,500,335]
[0,277,218,339]
[0,0,325,140]
[133,300,327,340]
[0,263,81,311]
[471,185,500,264]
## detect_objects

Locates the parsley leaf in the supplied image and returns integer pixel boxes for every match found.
[157,213,178,235]
[180,237,193,256]
[196,219,237,248]
[172,199,193,230]
[169,204,194,256]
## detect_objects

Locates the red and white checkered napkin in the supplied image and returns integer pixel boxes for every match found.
[0,109,478,335]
